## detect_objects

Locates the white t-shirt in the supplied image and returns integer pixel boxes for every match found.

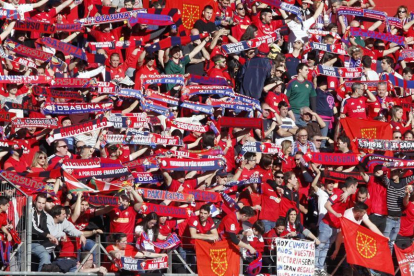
[316,188,330,225]
[3,3,33,20]
[361,70,379,81]
[343,207,369,225]
[135,225,155,251]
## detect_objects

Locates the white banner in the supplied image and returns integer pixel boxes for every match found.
[276,238,315,276]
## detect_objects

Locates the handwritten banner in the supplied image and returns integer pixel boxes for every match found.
[276,238,315,276]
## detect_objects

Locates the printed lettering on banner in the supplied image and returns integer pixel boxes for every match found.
[276,238,315,276]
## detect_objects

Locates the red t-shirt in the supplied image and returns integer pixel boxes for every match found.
[341,96,368,119]
[399,201,414,237]
[4,157,29,172]
[259,183,280,222]
[75,209,96,230]
[159,220,177,236]
[183,216,216,247]
[239,190,261,224]
[109,206,137,243]
[265,91,290,113]
[168,179,197,193]
[367,176,388,215]
[105,244,138,272]
[218,212,240,240]
[322,189,351,228]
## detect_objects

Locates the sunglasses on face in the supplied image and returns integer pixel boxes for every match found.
[237,7,244,10]
[398,10,407,13]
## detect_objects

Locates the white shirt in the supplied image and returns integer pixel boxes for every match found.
[361,70,379,81]
[3,3,33,20]
[344,207,369,225]
[275,117,296,145]
[316,188,330,225]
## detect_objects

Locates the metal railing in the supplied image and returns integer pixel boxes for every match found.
[0,173,32,272]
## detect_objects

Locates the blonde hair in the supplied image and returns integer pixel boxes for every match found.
[281,140,293,154]
[31,151,48,169]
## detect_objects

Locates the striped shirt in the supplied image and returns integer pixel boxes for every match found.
[383,175,414,217]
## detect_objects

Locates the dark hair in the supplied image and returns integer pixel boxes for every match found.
[353,202,368,212]
[252,220,265,235]
[403,67,413,75]
[338,135,350,147]
[244,152,256,161]
[171,129,183,140]
[239,206,255,217]
[0,196,9,206]
[283,171,295,184]
[212,54,226,64]
[374,39,385,48]
[296,63,308,74]
[50,205,64,218]
[357,185,368,195]
[259,154,273,169]
[382,56,394,68]
[343,177,358,189]
[404,130,414,138]
[285,208,300,230]
[113,233,127,243]
[203,5,213,11]
[54,139,67,151]
[202,132,216,149]
[323,34,334,42]
[276,218,285,228]
[260,8,272,20]
[326,23,337,31]
[35,193,47,202]
[240,25,258,41]
[199,204,211,213]
[361,55,372,68]
[141,212,159,242]
[278,101,289,110]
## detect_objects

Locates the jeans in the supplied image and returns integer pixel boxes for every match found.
[384,216,401,253]
[315,221,338,270]
[261,220,276,233]
[320,120,330,148]
[294,113,307,127]
[368,214,387,233]
[31,243,51,271]
[81,239,97,262]
[177,247,196,272]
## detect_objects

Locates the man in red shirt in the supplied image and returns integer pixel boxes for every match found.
[217,206,257,255]
[109,186,144,243]
[252,8,282,54]
[314,177,357,274]
[106,48,140,81]
[259,179,281,233]
[208,55,231,81]
[134,53,159,90]
[180,204,218,271]
[367,81,400,119]
[340,83,376,120]
[396,186,414,249]
[361,165,388,233]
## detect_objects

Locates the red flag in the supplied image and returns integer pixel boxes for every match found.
[165,0,217,30]
[195,240,240,276]
[340,218,394,274]
[63,172,98,193]
[88,178,122,193]
[395,243,414,276]
[340,117,393,156]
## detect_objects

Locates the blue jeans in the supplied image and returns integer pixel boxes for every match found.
[262,220,276,233]
[315,221,338,270]
[31,243,51,271]
[294,113,307,127]
[81,239,97,262]
[384,216,401,253]
[320,120,330,148]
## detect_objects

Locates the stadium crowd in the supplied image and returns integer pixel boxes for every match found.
[0,0,414,275]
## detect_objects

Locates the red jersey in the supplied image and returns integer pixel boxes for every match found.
[322,189,351,228]
[360,47,384,70]
[183,216,216,247]
[168,179,197,193]
[4,157,29,172]
[218,212,241,240]
[367,176,387,215]
[109,206,137,243]
[259,183,280,222]
[265,91,290,113]
[341,96,368,119]
[398,201,414,237]
[75,209,96,230]
[232,15,252,41]
[134,65,159,90]
[239,190,261,224]
[159,220,177,236]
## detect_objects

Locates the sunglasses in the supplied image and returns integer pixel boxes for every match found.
[275,176,283,179]
[398,10,407,13]
[237,7,244,10]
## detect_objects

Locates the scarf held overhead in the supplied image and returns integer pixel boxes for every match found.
[159,158,226,172]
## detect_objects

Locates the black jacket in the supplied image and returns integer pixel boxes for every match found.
[32,207,49,243]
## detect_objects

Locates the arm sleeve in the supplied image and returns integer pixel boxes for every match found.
[62,219,83,237]
[32,215,49,239]
[310,96,317,111]
[228,232,241,245]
